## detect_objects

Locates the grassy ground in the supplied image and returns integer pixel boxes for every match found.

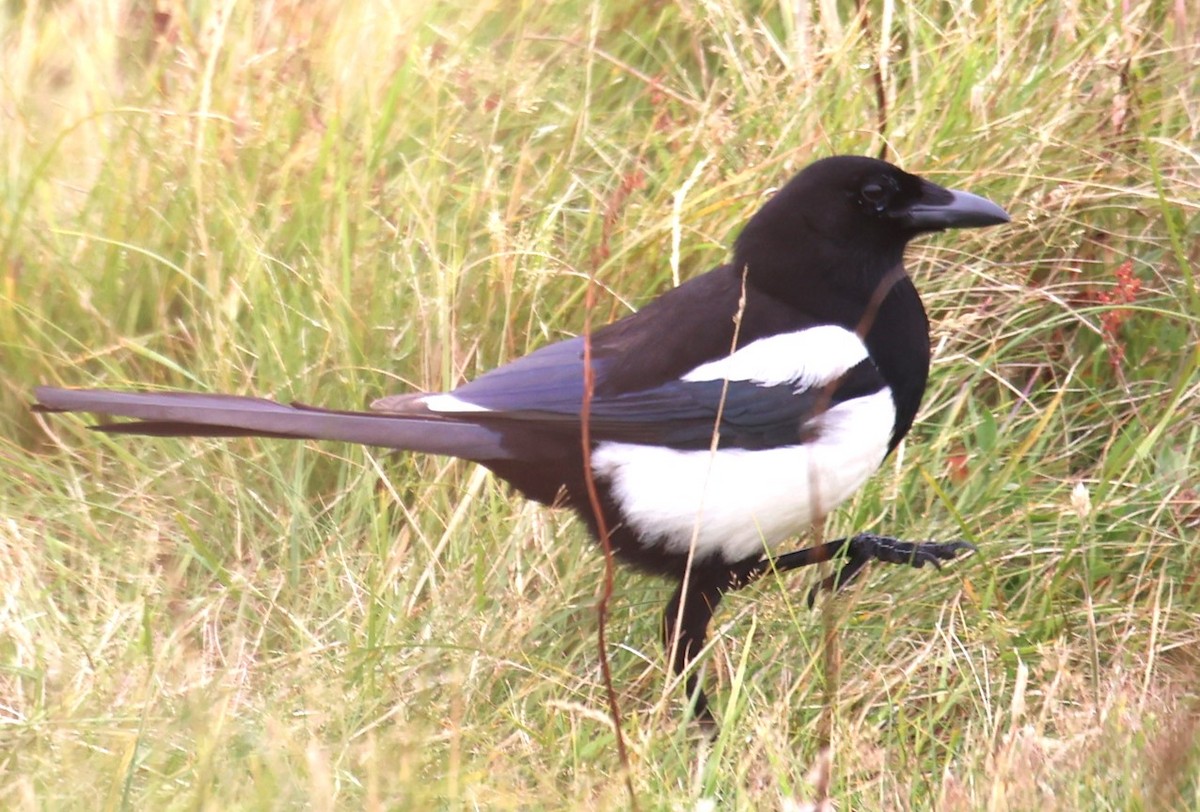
[3,0,1198,808]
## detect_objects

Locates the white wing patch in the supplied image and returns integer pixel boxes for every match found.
[420,394,492,413]
[590,389,895,563]
[682,325,869,388]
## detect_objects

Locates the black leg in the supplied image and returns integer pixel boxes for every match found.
[662,569,730,729]
[804,534,974,604]
[726,533,976,606]
[662,534,973,727]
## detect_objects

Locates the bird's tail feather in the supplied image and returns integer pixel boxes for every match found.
[32,386,512,460]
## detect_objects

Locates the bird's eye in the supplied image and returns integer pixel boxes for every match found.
[859,176,897,214]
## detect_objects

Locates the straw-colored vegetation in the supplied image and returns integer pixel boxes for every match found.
[3,1,1197,808]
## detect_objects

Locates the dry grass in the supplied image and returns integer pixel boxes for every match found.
[2,0,1198,808]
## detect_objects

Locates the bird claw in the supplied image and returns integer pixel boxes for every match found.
[806,534,976,607]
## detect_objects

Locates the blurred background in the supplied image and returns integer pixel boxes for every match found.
[2,1,1197,808]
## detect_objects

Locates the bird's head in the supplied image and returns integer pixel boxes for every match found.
[733,155,1009,301]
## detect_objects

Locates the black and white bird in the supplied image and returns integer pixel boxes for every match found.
[34,155,1009,724]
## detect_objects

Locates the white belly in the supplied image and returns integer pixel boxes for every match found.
[590,389,895,562]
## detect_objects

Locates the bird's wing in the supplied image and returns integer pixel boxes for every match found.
[372,335,593,416]
[374,335,888,451]
[516,363,886,450]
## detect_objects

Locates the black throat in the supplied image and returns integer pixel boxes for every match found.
[858,270,930,452]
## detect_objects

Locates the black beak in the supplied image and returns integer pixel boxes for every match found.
[896,180,1010,231]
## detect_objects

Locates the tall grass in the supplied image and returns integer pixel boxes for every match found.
[3,0,1197,808]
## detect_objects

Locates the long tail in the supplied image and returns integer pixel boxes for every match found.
[33,386,512,460]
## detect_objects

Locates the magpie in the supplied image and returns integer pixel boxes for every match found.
[33,155,1009,725]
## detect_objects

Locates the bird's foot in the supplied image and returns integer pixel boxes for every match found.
[806,534,975,607]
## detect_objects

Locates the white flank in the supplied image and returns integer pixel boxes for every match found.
[421,393,492,413]
[590,390,895,562]
[682,325,868,387]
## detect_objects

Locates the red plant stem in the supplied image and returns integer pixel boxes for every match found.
[580,274,638,810]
